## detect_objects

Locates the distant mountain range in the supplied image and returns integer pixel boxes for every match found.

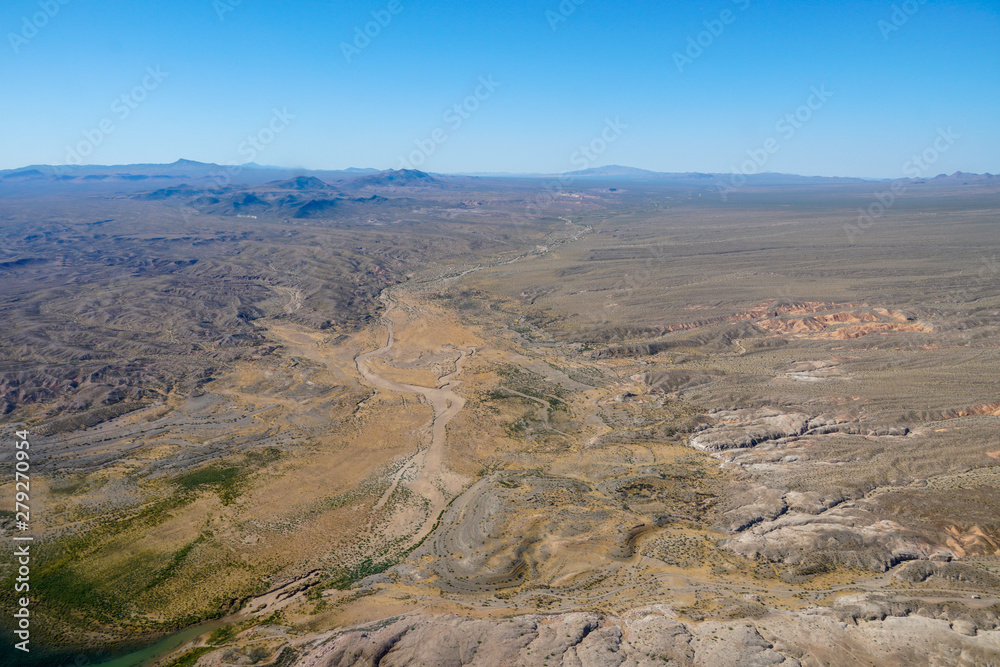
[559,164,998,185]
[0,161,454,203]
[348,168,438,188]
[920,171,999,184]
[0,159,995,187]
[130,170,447,220]
[0,159,390,186]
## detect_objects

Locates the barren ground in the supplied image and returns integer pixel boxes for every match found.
[1,174,999,665]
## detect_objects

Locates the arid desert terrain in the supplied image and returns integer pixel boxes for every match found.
[1,163,999,666]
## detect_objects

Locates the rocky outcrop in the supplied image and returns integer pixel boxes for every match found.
[688,409,818,451]
[290,606,1000,666]
[686,408,912,452]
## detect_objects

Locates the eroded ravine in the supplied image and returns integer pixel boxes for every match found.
[351,219,591,543]
[354,288,475,545]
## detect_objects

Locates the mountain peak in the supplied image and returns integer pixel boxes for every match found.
[272,175,329,190]
[348,169,437,188]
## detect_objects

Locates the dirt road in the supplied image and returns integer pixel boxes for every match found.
[355,289,474,546]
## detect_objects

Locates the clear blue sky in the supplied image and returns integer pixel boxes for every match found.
[2,0,998,176]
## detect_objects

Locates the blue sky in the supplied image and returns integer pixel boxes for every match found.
[2,0,998,176]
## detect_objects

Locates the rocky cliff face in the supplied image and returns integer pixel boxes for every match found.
[292,604,1000,666]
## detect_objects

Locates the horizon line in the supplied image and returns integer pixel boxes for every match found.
[2,159,998,182]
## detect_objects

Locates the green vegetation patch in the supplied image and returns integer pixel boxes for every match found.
[326,558,396,590]
[173,446,282,504]
[145,534,208,590]
[0,448,286,645]
[207,618,255,645]
[163,646,216,667]
[175,465,246,504]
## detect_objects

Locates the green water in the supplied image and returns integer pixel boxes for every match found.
[89,619,227,667]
